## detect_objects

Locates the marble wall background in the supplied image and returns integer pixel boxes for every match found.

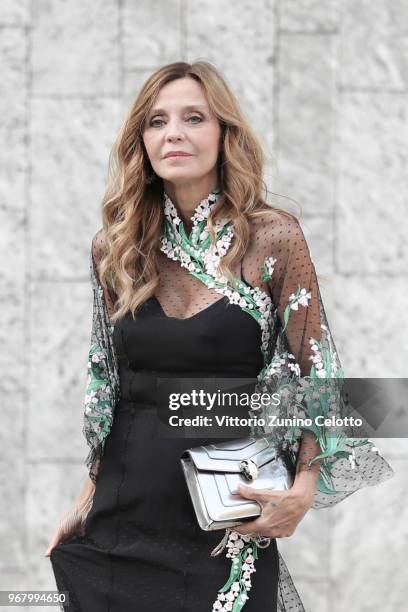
[1,1,407,610]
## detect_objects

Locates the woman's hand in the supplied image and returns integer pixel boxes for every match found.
[44,495,94,557]
[233,483,315,539]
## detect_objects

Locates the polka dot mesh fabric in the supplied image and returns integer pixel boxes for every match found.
[80,193,394,612]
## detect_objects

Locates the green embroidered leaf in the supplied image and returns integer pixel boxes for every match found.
[87,379,110,392]
[308,434,349,464]
[218,558,242,592]
[316,473,339,495]
[331,450,353,460]
[282,304,291,331]
[178,221,189,242]
[232,594,247,611]
[260,261,272,282]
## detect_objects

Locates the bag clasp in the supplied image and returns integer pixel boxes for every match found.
[239,459,258,481]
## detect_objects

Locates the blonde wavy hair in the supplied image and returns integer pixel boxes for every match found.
[97,60,301,324]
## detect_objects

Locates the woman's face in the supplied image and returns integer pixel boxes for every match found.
[142,77,222,188]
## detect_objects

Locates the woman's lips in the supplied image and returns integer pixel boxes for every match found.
[164,153,193,158]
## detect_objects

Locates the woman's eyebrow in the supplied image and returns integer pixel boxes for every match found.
[148,104,208,116]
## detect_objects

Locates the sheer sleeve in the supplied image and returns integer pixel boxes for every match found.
[82,229,120,483]
[267,216,323,378]
[252,213,394,509]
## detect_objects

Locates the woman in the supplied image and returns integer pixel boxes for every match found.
[45,61,394,612]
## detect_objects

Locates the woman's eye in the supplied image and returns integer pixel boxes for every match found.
[149,115,203,127]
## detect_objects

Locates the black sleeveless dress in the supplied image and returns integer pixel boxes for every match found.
[50,290,279,612]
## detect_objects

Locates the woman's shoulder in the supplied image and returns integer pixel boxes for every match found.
[90,228,118,315]
[248,205,304,253]
[91,227,107,266]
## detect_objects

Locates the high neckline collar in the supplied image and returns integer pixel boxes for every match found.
[162,186,221,237]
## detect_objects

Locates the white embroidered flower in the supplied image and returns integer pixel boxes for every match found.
[288,363,301,376]
[299,288,312,305]
[266,256,276,269]
[289,287,312,311]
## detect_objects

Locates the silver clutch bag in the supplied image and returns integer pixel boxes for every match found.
[180,435,295,532]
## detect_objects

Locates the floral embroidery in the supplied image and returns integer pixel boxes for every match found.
[282,285,312,332]
[260,255,277,282]
[253,293,374,495]
[211,531,257,611]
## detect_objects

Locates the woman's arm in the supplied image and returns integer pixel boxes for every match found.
[235,214,327,537]
[291,430,321,505]
[83,230,119,483]
[77,473,96,506]
[44,473,96,557]
[235,211,394,537]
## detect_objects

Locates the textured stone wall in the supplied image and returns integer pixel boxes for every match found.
[0,1,406,610]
